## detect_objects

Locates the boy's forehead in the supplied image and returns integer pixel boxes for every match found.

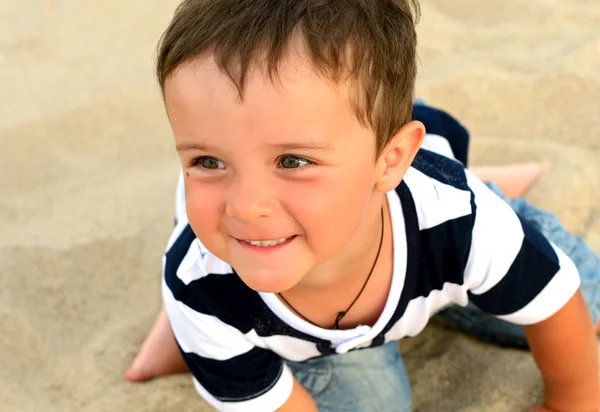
[164,55,358,133]
[163,50,378,156]
[165,50,346,108]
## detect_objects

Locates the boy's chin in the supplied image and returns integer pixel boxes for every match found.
[236,270,303,294]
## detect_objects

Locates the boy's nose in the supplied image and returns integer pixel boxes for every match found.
[225,178,274,222]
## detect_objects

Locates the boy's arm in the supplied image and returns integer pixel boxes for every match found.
[524,290,599,412]
[277,378,319,412]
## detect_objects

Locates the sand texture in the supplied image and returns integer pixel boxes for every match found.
[1,0,599,410]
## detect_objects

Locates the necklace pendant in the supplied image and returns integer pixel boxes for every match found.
[333,311,346,330]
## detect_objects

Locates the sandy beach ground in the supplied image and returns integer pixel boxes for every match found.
[1,0,599,410]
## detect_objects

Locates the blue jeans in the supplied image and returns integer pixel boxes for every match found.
[287,341,411,412]
[286,183,600,411]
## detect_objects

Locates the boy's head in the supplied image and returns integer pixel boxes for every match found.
[159,0,425,293]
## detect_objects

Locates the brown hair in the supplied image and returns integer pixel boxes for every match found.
[156,0,420,155]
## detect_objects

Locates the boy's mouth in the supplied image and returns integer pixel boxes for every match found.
[238,235,296,248]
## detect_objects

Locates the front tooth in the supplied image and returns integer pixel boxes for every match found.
[247,237,287,247]
[260,238,283,247]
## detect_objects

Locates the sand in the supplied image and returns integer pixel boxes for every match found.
[1,0,599,410]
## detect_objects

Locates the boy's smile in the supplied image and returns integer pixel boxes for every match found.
[163,49,420,295]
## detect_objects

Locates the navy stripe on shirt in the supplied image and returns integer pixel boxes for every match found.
[469,215,560,315]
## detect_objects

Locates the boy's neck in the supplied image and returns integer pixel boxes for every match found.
[287,194,390,294]
[277,193,394,329]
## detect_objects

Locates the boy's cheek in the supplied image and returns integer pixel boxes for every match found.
[186,196,222,236]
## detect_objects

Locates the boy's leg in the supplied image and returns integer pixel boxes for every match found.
[434,183,600,348]
[469,163,546,200]
[412,103,545,200]
[286,341,411,412]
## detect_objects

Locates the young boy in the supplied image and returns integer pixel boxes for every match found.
[139,0,600,410]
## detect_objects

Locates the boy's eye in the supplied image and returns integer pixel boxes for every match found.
[278,155,311,169]
[194,156,225,169]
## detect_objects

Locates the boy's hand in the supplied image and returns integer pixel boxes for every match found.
[529,404,598,412]
[523,290,599,412]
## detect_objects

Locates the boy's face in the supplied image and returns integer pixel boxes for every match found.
[164,54,395,293]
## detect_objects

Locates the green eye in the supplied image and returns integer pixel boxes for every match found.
[279,155,311,169]
[197,157,225,169]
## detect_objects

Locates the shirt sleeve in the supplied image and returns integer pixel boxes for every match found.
[162,221,294,411]
[462,170,581,325]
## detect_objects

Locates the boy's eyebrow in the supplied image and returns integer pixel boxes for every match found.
[176,142,334,152]
[176,142,212,152]
[269,142,334,152]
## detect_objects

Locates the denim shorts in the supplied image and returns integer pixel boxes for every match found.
[285,183,600,411]
[287,341,411,412]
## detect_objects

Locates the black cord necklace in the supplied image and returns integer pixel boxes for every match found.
[278,207,385,330]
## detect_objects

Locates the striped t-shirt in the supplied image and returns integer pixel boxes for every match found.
[162,137,580,412]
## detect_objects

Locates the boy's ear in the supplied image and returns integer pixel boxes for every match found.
[375,120,425,192]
